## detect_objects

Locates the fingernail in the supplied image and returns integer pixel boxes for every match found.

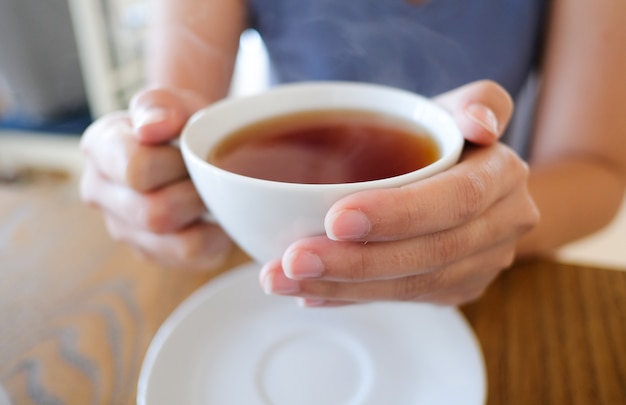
[262,268,300,295]
[465,103,499,136]
[133,107,168,129]
[326,209,371,240]
[284,249,324,279]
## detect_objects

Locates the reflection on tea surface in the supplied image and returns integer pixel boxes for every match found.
[208,109,440,184]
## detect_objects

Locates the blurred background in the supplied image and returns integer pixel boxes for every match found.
[0,0,269,134]
[0,0,145,133]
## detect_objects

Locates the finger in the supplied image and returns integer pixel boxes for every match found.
[261,259,439,303]
[81,113,188,191]
[130,86,209,144]
[80,111,133,185]
[81,162,207,233]
[288,183,536,281]
[434,80,514,145]
[103,214,233,271]
[263,240,516,304]
[326,143,528,242]
[125,143,188,192]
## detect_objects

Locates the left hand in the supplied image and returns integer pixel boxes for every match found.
[259,80,540,306]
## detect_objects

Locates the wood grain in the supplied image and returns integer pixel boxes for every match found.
[462,260,626,405]
[1,175,625,404]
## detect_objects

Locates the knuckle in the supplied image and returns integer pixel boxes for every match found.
[85,114,136,185]
[346,253,370,281]
[512,189,540,236]
[517,157,531,178]
[430,230,463,265]
[402,203,420,238]
[506,151,530,182]
[497,248,517,270]
[496,146,530,187]
[79,166,102,206]
[80,113,115,152]
[174,232,206,264]
[327,243,382,282]
[140,194,175,233]
[525,193,541,224]
[82,111,130,147]
[394,272,444,302]
[482,242,517,274]
[346,244,403,281]
[124,144,151,191]
[520,201,540,234]
[452,171,488,222]
[316,282,342,300]
[394,278,421,301]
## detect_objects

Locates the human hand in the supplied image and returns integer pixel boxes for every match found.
[260,80,540,306]
[80,87,233,270]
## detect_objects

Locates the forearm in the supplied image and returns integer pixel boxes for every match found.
[516,0,626,258]
[146,0,247,102]
[517,157,626,257]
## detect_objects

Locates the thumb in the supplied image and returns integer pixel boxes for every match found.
[129,86,210,145]
[433,80,514,145]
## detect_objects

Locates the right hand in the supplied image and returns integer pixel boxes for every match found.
[80,87,233,270]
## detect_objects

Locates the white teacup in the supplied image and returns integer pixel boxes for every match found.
[181,81,464,263]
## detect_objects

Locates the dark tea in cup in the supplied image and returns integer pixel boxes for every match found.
[207,109,440,184]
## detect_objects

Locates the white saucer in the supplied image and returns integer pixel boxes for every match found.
[137,263,486,405]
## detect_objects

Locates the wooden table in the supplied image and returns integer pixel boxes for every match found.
[1,160,625,405]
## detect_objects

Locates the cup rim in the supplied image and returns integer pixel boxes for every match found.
[181,81,464,191]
